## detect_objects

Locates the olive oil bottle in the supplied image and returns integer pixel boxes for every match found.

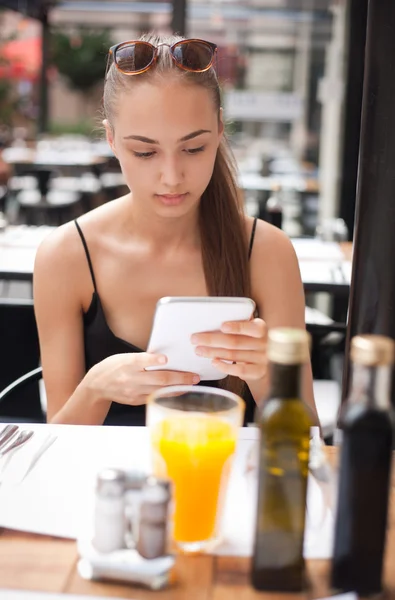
[331,335,394,596]
[251,328,313,592]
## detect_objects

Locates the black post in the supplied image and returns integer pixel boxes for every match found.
[342,0,395,404]
[171,0,187,36]
[38,7,49,134]
[337,0,369,240]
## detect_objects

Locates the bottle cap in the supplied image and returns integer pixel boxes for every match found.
[268,328,311,365]
[351,334,395,366]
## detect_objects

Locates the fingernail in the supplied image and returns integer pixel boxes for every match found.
[191,335,198,344]
[222,324,231,333]
[195,347,204,356]
[193,375,200,384]
[158,356,167,364]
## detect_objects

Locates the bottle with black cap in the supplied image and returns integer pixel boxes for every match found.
[331,334,394,596]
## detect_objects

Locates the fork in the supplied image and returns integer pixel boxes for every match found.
[0,425,19,451]
[0,430,34,458]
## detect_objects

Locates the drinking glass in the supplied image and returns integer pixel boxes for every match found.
[147,385,245,553]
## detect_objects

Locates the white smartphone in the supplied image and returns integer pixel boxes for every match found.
[146,296,256,381]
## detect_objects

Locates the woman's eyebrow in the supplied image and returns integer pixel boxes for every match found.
[123,134,159,144]
[179,129,211,142]
[123,129,211,144]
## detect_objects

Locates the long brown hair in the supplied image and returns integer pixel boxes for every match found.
[103,33,252,397]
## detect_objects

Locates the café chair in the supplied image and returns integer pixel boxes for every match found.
[0,298,44,422]
[0,366,42,404]
[100,172,128,202]
[16,188,83,226]
[307,321,346,380]
[307,321,346,443]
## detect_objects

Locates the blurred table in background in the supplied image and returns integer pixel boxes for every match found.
[293,238,352,295]
[239,171,319,193]
[0,226,352,294]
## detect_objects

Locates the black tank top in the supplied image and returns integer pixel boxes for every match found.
[75,217,258,426]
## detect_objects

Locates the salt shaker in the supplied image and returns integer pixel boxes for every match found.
[137,476,172,559]
[124,470,147,549]
[93,468,126,553]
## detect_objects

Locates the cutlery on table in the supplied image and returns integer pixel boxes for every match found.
[18,433,57,482]
[0,425,19,451]
[0,430,34,458]
[0,431,56,485]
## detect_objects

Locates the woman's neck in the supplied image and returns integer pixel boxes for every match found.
[120,193,201,254]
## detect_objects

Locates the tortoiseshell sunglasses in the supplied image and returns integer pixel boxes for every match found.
[106,39,218,76]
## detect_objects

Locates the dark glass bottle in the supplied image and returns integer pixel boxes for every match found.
[251,328,313,592]
[265,184,283,230]
[331,334,394,596]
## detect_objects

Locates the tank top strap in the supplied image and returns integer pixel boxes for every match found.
[248,217,258,260]
[74,219,97,293]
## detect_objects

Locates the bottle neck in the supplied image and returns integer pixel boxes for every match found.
[269,363,302,399]
[349,363,391,410]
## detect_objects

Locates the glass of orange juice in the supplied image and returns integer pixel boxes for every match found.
[147,385,245,554]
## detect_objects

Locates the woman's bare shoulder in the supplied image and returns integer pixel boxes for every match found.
[244,215,296,261]
[34,220,82,274]
[34,198,125,275]
[244,216,302,306]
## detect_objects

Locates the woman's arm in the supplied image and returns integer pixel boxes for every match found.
[33,225,112,424]
[248,219,318,423]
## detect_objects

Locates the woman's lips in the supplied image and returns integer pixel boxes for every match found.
[156,193,188,206]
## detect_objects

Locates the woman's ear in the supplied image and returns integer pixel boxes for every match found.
[103,119,117,156]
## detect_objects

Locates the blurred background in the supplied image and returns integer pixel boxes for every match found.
[0,0,364,433]
[0,0,356,238]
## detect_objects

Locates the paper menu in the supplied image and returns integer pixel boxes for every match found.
[0,424,334,559]
[0,425,152,540]
[217,427,334,558]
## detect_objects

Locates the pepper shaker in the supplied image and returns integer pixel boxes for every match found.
[124,470,147,549]
[137,476,172,559]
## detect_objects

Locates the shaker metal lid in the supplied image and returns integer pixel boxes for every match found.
[268,327,311,365]
[124,469,147,491]
[351,334,395,366]
[142,476,171,503]
[96,468,125,497]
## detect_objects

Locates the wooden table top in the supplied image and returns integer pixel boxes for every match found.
[1,445,395,599]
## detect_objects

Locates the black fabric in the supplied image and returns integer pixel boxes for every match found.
[75,217,258,426]
[248,216,258,259]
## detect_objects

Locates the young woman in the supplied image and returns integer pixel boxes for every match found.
[34,33,318,426]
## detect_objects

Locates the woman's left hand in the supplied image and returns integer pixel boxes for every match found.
[191,318,268,384]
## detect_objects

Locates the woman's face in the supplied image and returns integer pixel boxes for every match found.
[105,79,223,218]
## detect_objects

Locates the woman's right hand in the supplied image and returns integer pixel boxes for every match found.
[83,352,200,406]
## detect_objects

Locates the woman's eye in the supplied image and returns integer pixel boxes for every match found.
[133,151,155,158]
[185,146,205,155]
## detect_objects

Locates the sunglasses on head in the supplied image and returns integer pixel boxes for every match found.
[107,38,218,76]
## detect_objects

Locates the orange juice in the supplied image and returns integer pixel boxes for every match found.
[152,415,236,543]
